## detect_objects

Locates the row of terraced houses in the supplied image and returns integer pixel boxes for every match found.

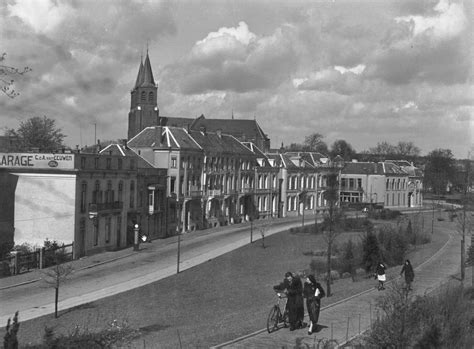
[0,53,423,258]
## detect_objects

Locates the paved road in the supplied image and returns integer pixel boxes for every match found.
[0,216,309,325]
[211,219,467,348]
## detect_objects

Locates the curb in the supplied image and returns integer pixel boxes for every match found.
[0,251,139,290]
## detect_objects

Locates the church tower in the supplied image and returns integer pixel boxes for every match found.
[128,52,159,139]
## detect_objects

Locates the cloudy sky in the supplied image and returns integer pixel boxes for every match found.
[1,0,472,158]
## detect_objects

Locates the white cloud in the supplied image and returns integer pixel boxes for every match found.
[8,0,72,34]
[395,0,467,42]
[334,64,365,75]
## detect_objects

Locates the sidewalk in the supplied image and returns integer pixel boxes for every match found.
[212,223,465,348]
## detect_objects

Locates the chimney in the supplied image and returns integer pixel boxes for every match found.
[216,129,222,138]
[155,126,163,147]
[96,139,101,153]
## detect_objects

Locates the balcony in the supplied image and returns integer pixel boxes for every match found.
[187,190,203,198]
[88,202,123,213]
[241,187,254,194]
[208,189,222,197]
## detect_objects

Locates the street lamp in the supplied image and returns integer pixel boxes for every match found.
[133,224,139,251]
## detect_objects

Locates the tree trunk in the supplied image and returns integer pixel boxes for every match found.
[54,287,58,318]
[326,238,332,297]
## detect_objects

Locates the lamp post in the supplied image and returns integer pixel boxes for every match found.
[133,224,139,251]
[177,232,181,273]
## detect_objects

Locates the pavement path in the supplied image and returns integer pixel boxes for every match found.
[211,219,468,349]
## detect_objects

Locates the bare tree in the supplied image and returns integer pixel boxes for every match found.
[0,53,31,98]
[321,171,344,297]
[256,219,272,248]
[42,262,74,318]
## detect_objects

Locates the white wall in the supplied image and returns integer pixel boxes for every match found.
[13,173,76,247]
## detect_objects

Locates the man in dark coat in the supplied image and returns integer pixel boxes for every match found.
[274,272,305,331]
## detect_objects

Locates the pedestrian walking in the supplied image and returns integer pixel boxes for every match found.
[400,259,414,290]
[303,274,325,335]
[273,272,305,331]
[375,262,386,290]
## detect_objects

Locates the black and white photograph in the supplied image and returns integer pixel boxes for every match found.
[1,0,473,348]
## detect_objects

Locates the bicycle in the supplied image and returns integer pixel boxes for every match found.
[267,291,288,333]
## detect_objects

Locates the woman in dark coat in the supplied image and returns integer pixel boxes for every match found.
[273,272,305,331]
[400,259,414,290]
[303,274,325,335]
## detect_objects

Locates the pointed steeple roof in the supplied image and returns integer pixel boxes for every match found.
[134,59,144,88]
[141,52,155,87]
[133,52,156,89]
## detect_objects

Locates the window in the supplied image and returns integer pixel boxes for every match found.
[106,158,111,170]
[130,159,135,170]
[105,216,111,243]
[357,178,362,189]
[171,157,177,168]
[118,158,122,170]
[95,157,99,169]
[81,157,86,169]
[118,181,123,202]
[94,222,99,246]
[130,181,135,208]
[93,180,100,204]
[81,182,87,213]
[117,216,122,245]
[141,91,146,102]
[170,177,176,194]
[148,91,154,102]
[106,180,113,203]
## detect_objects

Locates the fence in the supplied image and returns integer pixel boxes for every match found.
[0,243,74,277]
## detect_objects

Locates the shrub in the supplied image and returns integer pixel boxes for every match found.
[4,311,20,349]
[364,282,473,348]
[361,231,380,272]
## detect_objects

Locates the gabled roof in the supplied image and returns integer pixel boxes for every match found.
[188,130,254,156]
[242,142,273,167]
[159,116,195,128]
[382,161,409,175]
[127,126,201,150]
[99,143,154,168]
[341,162,383,175]
[189,115,270,141]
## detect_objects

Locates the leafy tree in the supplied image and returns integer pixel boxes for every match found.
[362,230,380,272]
[1,53,31,98]
[424,148,455,194]
[4,116,66,152]
[304,133,328,154]
[330,139,357,160]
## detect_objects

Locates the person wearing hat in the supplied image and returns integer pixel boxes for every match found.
[303,274,325,335]
[273,272,305,331]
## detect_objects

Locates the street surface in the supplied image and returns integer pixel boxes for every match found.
[0,216,307,325]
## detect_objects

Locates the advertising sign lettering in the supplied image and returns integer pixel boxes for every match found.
[0,153,74,169]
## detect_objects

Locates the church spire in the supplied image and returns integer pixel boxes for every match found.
[134,59,144,89]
